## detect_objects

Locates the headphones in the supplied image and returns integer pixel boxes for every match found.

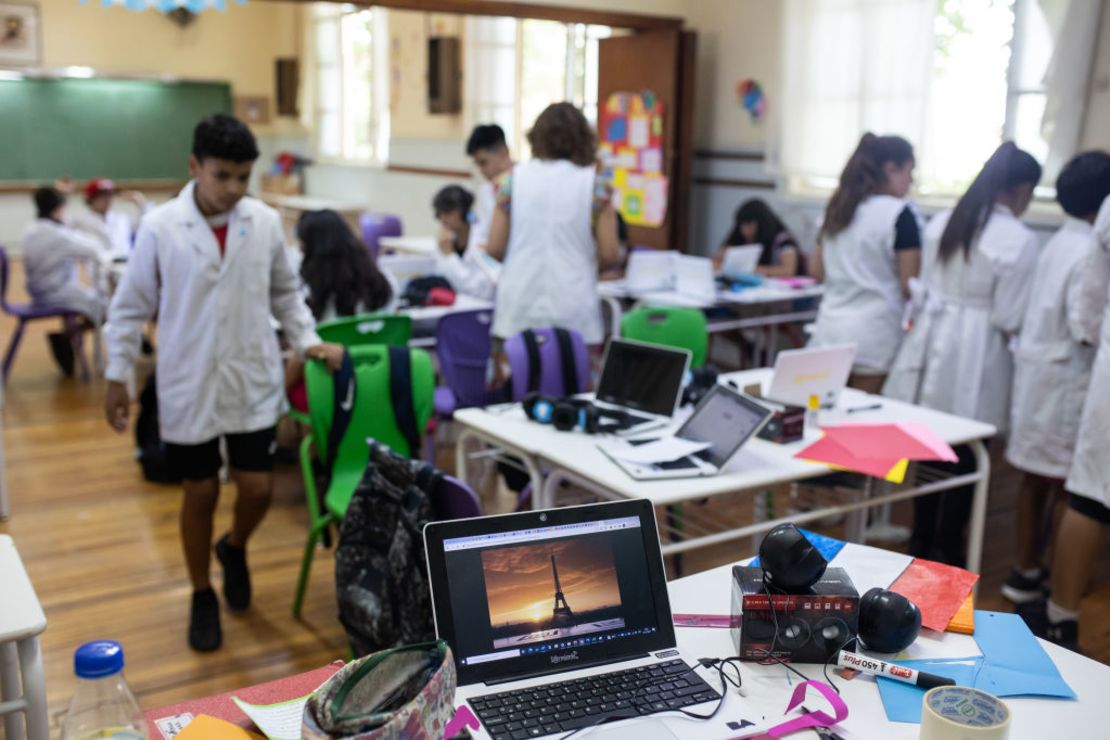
[682,365,720,407]
[522,392,628,434]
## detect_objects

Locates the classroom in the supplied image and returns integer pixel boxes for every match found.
[1,0,1109,738]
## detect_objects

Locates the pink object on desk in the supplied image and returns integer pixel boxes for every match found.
[672,613,739,628]
[795,435,903,479]
[890,560,979,632]
[825,423,958,463]
[776,276,817,289]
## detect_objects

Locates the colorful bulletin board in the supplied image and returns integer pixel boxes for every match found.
[599,91,668,227]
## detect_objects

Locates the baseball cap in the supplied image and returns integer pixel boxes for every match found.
[84,178,116,200]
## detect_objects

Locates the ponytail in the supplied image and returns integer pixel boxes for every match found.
[938,142,1042,263]
[821,133,915,240]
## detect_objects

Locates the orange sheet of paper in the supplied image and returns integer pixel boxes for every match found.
[175,714,264,740]
[946,593,975,634]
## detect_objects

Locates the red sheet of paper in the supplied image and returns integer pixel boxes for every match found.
[890,559,979,632]
[822,423,958,463]
[795,435,904,479]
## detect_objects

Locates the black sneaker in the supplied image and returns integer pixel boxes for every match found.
[1045,619,1080,654]
[189,588,222,652]
[215,534,251,612]
[47,332,75,377]
[1001,569,1046,604]
[1016,599,1048,635]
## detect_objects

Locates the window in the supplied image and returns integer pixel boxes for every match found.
[465,17,615,158]
[311,5,386,163]
[777,0,1101,196]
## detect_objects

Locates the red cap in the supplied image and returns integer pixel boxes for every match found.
[84,178,116,200]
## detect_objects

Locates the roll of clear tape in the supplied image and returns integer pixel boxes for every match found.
[919,686,1010,740]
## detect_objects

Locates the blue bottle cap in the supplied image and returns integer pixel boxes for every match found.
[74,640,125,679]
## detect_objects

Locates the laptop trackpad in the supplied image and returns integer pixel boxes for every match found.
[588,719,680,739]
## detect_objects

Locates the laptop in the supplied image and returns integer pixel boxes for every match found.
[718,244,762,278]
[599,384,772,480]
[424,499,723,740]
[594,339,690,436]
[624,250,677,294]
[673,255,717,305]
[766,344,857,408]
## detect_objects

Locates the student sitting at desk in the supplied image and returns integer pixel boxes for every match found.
[713,198,801,277]
[72,178,151,261]
[466,123,514,249]
[807,133,921,394]
[432,185,497,301]
[1003,152,1110,606]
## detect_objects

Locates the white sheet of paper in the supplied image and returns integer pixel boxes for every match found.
[828,542,912,597]
[604,437,712,464]
[154,713,194,739]
[629,116,650,147]
[230,696,308,740]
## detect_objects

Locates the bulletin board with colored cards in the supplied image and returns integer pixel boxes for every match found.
[599,91,669,228]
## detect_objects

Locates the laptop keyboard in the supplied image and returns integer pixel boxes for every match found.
[468,659,720,739]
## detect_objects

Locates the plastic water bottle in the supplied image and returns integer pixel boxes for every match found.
[60,641,147,740]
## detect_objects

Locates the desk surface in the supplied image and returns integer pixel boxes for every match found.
[598,279,824,308]
[257,194,366,213]
[402,294,493,323]
[0,534,47,640]
[667,562,1107,738]
[380,235,438,255]
[454,369,996,506]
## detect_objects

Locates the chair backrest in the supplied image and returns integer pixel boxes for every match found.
[305,345,435,515]
[436,309,502,408]
[503,327,591,401]
[359,213,403,262]
[0,246,12,314]
[317,313,412,347]
[621,306,709,368]
[431,475,483,519]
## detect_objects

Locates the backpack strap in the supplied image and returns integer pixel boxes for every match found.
[389,345,422,456]
[522,329,542,394]
[326,348,356,468]
[554,327,580,396]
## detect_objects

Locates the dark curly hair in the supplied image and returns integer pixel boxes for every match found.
[526,103,597,167]
[1055,150,1110,219]
[192,113,260,163]
[298,210,393,321]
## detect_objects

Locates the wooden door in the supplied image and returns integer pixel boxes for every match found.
[598,30,697,251]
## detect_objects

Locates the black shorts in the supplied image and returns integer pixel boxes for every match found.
[1068,492,1110,525]
[165,427,277,482]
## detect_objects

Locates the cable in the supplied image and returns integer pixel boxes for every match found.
[820,636,857,695]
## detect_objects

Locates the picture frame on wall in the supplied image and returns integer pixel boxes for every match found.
[0,1,40,68]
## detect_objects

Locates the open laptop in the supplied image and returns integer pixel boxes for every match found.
[599,384,772,480]
[766,344,857,408]
[718,244,762,278]
[594,339,690,436]
[673,255,717,305]
[425,499,723,740]
[625,250,677,294]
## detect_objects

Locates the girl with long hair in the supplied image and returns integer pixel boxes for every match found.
[715,198,802,277]
[298,209,396,320]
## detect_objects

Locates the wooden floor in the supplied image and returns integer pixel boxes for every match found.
[0,262,1107,735]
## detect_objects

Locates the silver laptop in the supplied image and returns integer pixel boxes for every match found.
[424,500,722,740]
[766,344,857,408]
[594,339,691,436]
[599,384,772,480]
[718,244,762,277]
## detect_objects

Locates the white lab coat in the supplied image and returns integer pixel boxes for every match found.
[105,181,321,445]
[493,160,603,343]
[471,180,496,251]
[434,225,498,301]
[73,205,150,261]
[883,205,1038,432]
[808,195,912,374]
[1005,218,1096,478]
[1066,196,1110,506]
[20,218,109,324]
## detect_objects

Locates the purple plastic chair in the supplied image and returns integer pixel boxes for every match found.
[434,309,502,417]
[503,327,591,401]
[432,474,483,519]
[359,213,403,262]
[0,246,88,383]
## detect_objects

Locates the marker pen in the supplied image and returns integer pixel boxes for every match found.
[836,650,955,689]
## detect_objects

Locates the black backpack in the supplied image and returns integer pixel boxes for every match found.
[401,275,455,307]
[134,373,181,484]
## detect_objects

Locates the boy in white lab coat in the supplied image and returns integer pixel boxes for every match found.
[1003,152,1110,606]
[431,185,498,301]
[73,177,151,261]
[465,123,513,249]
[104,115,342,652]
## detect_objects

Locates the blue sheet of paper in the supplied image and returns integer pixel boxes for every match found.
[875,611,1076,723]
[750,529,846,567]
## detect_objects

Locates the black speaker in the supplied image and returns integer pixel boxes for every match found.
[857,588,922,653]
[758,523,828,591]
[812,616,854,654]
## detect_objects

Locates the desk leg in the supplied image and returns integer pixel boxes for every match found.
[18,638,46,740]
[455,428,474,491]
[1,641,24,740]
[845,477,872,543]
[966,439,991,575]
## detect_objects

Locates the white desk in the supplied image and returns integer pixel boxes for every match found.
[0,536,48,740]
[454,369,997,572]
[402,295,494,349]
[380,235,438,256]
[665,560,1106,738]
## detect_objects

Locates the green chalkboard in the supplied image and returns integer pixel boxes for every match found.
[0,77,232,182]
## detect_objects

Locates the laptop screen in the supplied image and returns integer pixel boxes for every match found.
[425,500,676,685]
[596,339,690,417]
[677,384,771,468]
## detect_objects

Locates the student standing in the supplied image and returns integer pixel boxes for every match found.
[73,178,151,261]
[104,115,342,652]
[808,134,921,393]
[887,141,1041,565]
[1002,152,1110,604]
[465,124,514,249]
[714,198,802,277]
[485,103,620,350]
[431,185,498,301]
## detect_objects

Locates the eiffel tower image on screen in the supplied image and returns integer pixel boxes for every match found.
[550,554,575,626]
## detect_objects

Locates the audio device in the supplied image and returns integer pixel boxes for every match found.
[758,523,828,591]
[522,393,629,435]
[682,365,720,407]
[856,587,922,653]
[739,383,805,443]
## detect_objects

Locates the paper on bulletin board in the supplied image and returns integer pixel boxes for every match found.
[599,91,668,227]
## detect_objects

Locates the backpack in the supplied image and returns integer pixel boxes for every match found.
[402,276,455,308]
[134,372,181,484]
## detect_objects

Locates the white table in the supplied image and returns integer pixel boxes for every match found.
[454,369,997,573]
[664,560,1106,738]
[380,235,438,256]
[0,535,48,740]
[401,295,494,349]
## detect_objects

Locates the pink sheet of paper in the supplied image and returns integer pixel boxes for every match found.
[890,559,979,631]
[796,435,904,479]
[821,423,957,463]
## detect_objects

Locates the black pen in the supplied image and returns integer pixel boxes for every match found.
[845,403,882,414]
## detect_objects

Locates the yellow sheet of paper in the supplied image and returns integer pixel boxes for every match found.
[819,458,908,484]
[175,714,265,740]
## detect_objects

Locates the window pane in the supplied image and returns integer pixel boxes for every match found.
[317,66,341,112]
[318,111,341,158]
[342,10,375,160]
[520,19,569,140]
[315,18,339,67]
[1011,91,1049,163]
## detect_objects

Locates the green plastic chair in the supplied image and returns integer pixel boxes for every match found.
[316,313,412,347]
[292,344,435,617]
[620,306,709,368]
